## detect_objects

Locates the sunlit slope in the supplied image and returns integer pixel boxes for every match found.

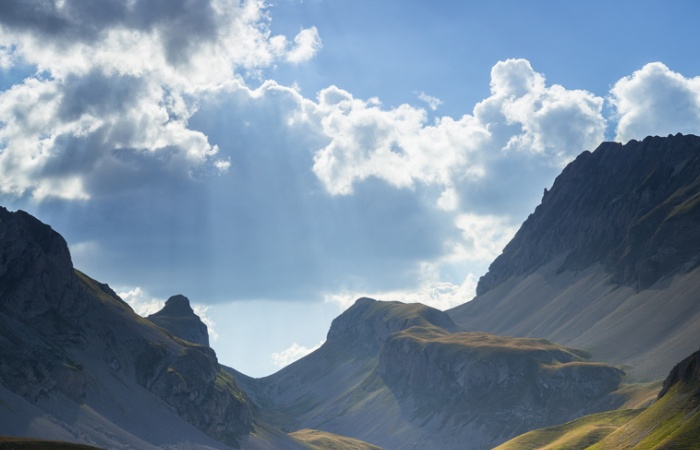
[494,409,642,450]
[289,429,384,450]
[496,348,700,449]
[591,348,700,449]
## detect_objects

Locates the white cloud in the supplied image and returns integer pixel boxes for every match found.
[311,59,607,203]
[611,62,700,142]
[312,85,489,196]
[418,91,444,111]
[475,59,606,164]
[285,27,322,64]
[323,273,479,312]
[0,0,322,200]
[192,304,220,343]
[450,213,518,263]
[119,287,165,317]
[271,340,324,368]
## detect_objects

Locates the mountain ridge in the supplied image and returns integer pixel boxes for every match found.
[450,133,700,381]
[477,133,700,295]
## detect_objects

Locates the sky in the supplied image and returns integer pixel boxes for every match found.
[1,0,700,377]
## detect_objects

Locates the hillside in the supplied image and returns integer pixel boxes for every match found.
[244,298,629,450]
[496,347,700,449]
[449,133,700,381]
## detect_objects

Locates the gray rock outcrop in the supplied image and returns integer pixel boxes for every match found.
[148,294,210,346]
[478,133,700,294]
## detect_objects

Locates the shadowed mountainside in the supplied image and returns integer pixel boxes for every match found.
[0,207,300,449]
[478,133,700,294]
[450,133,700,381]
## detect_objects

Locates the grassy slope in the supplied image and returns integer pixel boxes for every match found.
[496,380,700,450]
[591,382,700,449]
[289,429,384,450]
[494,409,642,450]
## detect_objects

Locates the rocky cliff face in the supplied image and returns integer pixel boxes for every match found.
[378,326,624,439]
[659,346,700,399]
[0,207,252,448]
[147,294,210,346]
[478,133,700,294]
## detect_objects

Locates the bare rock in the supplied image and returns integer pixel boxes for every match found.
[148,294,210,347]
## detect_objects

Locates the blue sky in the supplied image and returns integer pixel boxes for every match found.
[1,0,700,376]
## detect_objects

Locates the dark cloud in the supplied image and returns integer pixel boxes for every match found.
[0,0,219,66]
[57,70,145,121]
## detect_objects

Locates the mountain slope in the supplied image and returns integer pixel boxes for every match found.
[246,298,627,450]
[496,347,700,449]
[0,207,300,449]
[450,133,700,381]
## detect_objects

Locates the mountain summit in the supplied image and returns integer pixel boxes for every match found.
[478,133,700,295]
[450,133,700,380]
[148,294,209,346]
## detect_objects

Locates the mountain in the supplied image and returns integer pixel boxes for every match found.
[449,133,700,381]
[0,207,300,449]
[242,297,629,450]
[496,346,700,449]
[147,294,210,346]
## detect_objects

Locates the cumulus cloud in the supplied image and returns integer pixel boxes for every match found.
[475,59,606,164]
[312,85,490,196]
[119,287,165,316]
[0,0,320,200]
[611,62,700,142]
[271,340,324,368]
[311,59,607,202]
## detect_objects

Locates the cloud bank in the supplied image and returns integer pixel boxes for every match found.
[1,1,700,315]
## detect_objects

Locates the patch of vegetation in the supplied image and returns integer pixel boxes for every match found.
[289,428,384,450]
[667,190,700,220]
[214,370,248,404]
[393,326,587,365]
[494,409,642,450]
[498,378,700,450]
[590,382,700,449]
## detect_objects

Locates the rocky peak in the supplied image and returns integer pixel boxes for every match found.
[148,295,209,346]
[0,207,83,319]
[478,133,700,295]
[154,294,196,316]
[326,297,460,354]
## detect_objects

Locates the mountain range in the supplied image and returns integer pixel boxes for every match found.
[1,133,700,449]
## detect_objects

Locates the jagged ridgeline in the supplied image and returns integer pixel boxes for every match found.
[450,133,700,381]
[2,133,700,450]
